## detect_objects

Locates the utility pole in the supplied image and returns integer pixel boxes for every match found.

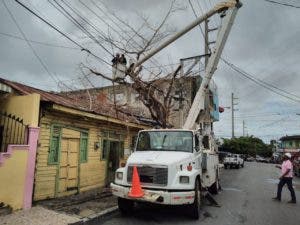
[231,92,238,138]
[243,120,245,137]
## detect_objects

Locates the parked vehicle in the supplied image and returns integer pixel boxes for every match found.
[223,154,244,169]
[111,1,241,219]
[256,156,268,163]
[111,129,220,219]
[246,156,255,162]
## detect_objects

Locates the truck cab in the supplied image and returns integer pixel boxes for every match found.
[111,129,219,219]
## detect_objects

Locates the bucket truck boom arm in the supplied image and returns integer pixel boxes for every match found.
[183,2,241,130]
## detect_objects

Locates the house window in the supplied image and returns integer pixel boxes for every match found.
[102,139,109,160]
[48,126,61,164]
[80,132,88,163]
[115,93,124,102]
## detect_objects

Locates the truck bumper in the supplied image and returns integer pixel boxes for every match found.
[111,183,195,205]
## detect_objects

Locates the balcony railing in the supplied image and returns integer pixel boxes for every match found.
[0,112,28,152]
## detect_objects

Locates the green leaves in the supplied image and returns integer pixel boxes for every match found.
[220,136,272,157]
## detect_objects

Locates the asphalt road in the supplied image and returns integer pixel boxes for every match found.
[99,162,300,225]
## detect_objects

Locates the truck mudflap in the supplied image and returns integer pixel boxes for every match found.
[111,183,195,205]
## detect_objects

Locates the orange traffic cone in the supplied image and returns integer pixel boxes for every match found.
[128,166,144,198]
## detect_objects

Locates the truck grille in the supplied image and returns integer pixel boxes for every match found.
[127,165,168,186]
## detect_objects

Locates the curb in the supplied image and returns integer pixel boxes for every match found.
[68,206,119,225]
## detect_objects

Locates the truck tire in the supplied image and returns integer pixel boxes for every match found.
[189,179,201,220]
[236,164,240,169]
[241,163,244,168]
[118,197,134,215]
[224,164,228,169]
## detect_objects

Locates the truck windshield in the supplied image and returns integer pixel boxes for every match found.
[136,131,193,153]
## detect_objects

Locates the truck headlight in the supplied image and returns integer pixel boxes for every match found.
[179,176,189,184]
[116,172,123,180]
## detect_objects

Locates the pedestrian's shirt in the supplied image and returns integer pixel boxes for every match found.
[281,160,293,178]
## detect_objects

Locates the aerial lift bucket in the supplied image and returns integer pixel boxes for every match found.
[128,166,144,198]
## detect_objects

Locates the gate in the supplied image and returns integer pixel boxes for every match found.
[0,111,28,152]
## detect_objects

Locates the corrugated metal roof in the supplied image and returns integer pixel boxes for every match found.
[0,77,152,126]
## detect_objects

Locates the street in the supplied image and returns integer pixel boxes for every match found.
[99,162,300,225]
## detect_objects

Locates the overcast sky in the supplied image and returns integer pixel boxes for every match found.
[0,0,300,143]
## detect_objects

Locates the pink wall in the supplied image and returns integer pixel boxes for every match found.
[23,127,40,209]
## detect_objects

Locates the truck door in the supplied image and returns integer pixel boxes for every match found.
[195,134,202,169]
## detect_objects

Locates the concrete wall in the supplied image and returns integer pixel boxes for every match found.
[0,127,40,210]
[0,93,40,126]
[0,146,28,210]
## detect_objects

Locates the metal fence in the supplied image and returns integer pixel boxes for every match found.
[0,112,28,152]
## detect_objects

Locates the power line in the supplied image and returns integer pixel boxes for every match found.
[264,0,300,9]
[0,31,79,50]
[49,0,113,57]
[222,58,300,103]
[49,0,170,79]
[235,60,300,100]
[188,0,206,41]
[14,0,111,66]
[88,0,175,76]
[2,0,59,85]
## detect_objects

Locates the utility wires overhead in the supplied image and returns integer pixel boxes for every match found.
[2,0,59,86]
[0,31,79,50]
[222,58,300,104]
[264,0,300,9]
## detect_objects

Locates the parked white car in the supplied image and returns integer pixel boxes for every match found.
[223,154,244,169]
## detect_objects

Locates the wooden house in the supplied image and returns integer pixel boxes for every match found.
[0,78,150,201]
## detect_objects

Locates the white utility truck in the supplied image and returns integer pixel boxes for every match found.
[224,153,244,169]
[111,0,241,219]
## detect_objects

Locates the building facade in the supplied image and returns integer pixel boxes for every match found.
[64,76,220,128]
[0,78,150,206]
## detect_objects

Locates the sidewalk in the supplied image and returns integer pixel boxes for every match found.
[0,206,80,225]
[0,189,118,225]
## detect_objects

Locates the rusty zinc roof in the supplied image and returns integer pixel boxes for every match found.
[0,77,152,126]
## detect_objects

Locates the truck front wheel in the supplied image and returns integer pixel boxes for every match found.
[189,179,201,219]
[118,197,134,215]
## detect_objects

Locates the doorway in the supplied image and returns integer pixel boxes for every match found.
[103,139,123,185]
[58,128,80,197]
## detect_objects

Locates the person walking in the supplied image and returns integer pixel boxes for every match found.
[273,153,296,203]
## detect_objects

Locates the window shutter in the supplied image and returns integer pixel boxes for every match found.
[48,126,61,164]
[80,132,88,163]
[102,139,108,160]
